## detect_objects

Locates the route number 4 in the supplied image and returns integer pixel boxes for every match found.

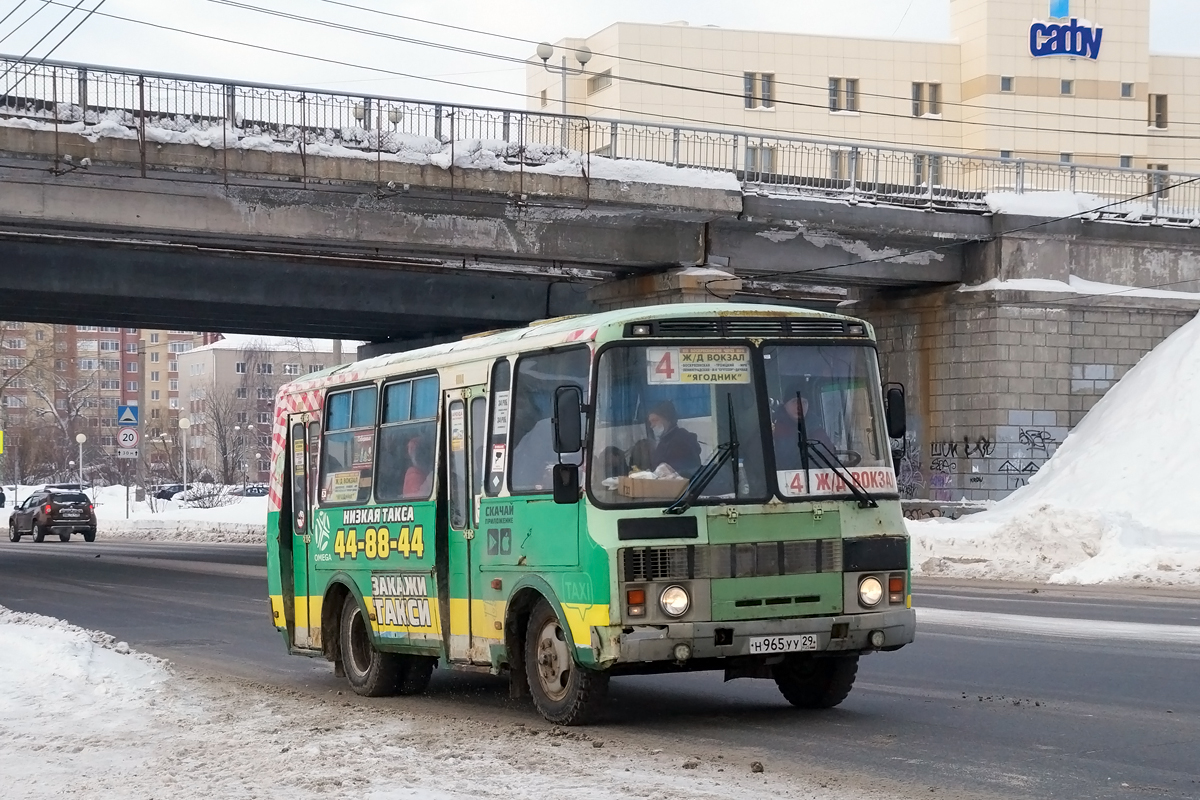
[654,351,675,380]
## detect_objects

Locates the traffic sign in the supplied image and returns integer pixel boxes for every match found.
[118,427,140,448]
[118,405,139,425]
[117,448,138,460]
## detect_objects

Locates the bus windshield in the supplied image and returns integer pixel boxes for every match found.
[763,344,890,499]
[590,344,768,505]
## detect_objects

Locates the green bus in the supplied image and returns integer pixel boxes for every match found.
[266,303,915,724]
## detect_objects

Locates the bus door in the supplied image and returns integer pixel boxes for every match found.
[443,385,490,663]
[287,413,318,649]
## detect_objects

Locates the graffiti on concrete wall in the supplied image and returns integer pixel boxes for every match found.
[894,431,925,500]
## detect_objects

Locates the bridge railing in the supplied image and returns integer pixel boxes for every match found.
[2,54,1198,223]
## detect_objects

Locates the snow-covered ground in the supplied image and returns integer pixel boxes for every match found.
[910,311,1200,587]
[0,605,881,800]
[3,484,265,543]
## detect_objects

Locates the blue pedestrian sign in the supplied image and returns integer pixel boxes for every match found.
[117,405,139,425]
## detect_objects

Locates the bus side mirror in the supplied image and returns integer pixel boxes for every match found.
[553,385,583,454]
[885,385,907,440]
[552,463,580,504]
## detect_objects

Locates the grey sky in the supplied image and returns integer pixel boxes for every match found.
[0,1,1195,107]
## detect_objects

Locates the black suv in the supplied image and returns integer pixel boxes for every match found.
[8,489,97,542]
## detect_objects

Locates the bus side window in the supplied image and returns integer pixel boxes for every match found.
[509,348,590,495]
[320,385,377,505]
[485,359,511,496]
[376,375,439,502]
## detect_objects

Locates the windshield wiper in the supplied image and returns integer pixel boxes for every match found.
[665,394,739,515]
[795,391,876,509]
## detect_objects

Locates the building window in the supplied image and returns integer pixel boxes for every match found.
[77,325,98,332]
[586,69,612,95]
[1121,82,1134,98]
[236,387,248,399]
[744,144,775,175]
[151,390,160,401]
[236,362,246,374]
[35,330,43,341]
[151,371,160,382]
[1060,153,1073,163]
[309,364,324,373]
[258,411,271,424]
[101,436,115,447]
[127,328,138,334]
[169,379,179,391]
[100,380,120,390]
[1000,76,1014,93]
[125,342,138,353]
[77,340,97,351]
[169,398,179,409]
[3,338,26,349]
[1000,150,1013,160]
[168,342,193,354]
[127,381,138,392]
[744,72,774,109]
[1120,155,1132,168]
[912,83,941,116]
[258,387,273,399]
[127,362,138,373]
[150,352,160,363]
[539,88,547,108]
[150,333,160,344]
[283,363,300,376]
[98,340,119,351]
[100,359,119,371]
[1149,94,1168,128]
[828,78,859,113]
[169,360,177,373]
[1061,80,1074,95]
[256,363,273,375]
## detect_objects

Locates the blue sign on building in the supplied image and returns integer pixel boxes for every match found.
[1030,0,1103,61]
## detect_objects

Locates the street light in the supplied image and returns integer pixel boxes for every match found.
[75,433,86,495]
[255,452,262,484]
[536,42,592,146]
[178,418,191,495]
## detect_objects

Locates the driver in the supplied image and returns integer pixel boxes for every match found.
[773,388,833,470]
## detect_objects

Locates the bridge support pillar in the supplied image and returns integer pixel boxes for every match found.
[588,268,741,311]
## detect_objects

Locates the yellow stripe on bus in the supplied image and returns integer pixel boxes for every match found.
[561,603,611,649]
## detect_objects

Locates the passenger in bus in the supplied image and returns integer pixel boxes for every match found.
[773,388,833,470]
[635,401,701,477]
[403,434,433,497]
[598,446,628,479]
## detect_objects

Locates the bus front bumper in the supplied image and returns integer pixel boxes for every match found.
[604,607,915,665]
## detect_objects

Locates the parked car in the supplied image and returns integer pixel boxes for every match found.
[228,484,269,497]
[153,484,187,500]
[9,489,96,543]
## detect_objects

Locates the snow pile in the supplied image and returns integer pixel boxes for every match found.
[910,311,1200,586]
[960,274,1200,301]
[0,606,169,796]
[0,113,741,192]
[0,606,878,799]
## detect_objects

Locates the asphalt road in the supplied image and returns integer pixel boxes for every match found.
[2,540,1198,799]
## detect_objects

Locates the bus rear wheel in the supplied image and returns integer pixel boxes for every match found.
[773,654,859,709]
[524,599,608,726]
[339,596,405,697]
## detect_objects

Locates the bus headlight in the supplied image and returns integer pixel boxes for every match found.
[659,585,690,617]
[858,576,884,607]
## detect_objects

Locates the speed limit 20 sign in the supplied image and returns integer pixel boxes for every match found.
[117,426,139,459]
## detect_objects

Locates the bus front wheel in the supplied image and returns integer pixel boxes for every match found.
[524,600,608,726]
[773,654,859,709]
[339,596,405,697]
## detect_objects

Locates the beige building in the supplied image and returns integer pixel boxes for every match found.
[175,336,348,484]
[529,0,1197,171]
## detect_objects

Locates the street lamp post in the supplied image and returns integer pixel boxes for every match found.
[178,418,191,497]
[536,42,592,145]
[75,433,86,496]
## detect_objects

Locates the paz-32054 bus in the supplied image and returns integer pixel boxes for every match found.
[266,303,915,724]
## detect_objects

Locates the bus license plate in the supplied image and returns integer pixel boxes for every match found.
[748,634,819,654]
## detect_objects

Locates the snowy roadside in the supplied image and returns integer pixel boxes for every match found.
[0,606,885,800]
[908,310,1200,588]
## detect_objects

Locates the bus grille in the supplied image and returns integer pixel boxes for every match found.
[621,540,842,582]
[649,318,852,338]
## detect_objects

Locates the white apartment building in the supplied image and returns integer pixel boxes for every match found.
[529,0,1197,171]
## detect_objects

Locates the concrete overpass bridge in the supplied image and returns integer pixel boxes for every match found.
[2,54,1199,345]
[4,55,1200,504]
